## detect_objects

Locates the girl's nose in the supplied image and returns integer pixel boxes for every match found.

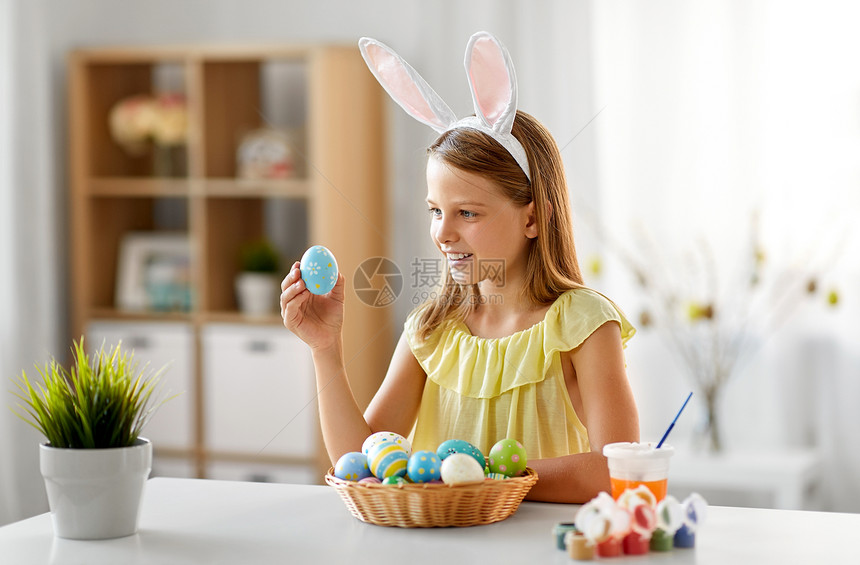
[434,216,458,244]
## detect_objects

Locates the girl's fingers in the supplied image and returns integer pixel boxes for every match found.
[280,277,306,312]
[281,262,302,291]
[282,284,310,327]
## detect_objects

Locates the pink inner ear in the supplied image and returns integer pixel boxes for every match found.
[469,36,511,125]
[365,44,443,129]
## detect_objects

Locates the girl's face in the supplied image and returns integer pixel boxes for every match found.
[425,156,536,287]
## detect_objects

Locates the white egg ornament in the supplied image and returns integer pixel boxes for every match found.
[300,245,338,295]
[361,431,412,457]
[440,453,485,486]
[334,452,371,482]
[407,450,441,483]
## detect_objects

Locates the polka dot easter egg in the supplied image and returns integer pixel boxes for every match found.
[334,452,371,481]
[436,439,485,470]
[300,245,338,295]
[407,450,441,483]
[488,438,527,477]
[361,431,412,457]
[366,441,409,479]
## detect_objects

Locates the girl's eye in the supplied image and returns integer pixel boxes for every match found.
[461,210,477,219]
[428,208,441,217]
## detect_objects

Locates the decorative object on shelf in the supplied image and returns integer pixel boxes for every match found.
[235,238,282,316]
[9,338,171,539]
[108,93,188,177]
[588,212,843,453]
[116,232,192,312]
[236,128,302,180]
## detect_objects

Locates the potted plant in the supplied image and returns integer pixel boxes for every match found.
[10,338,168,539]
[235,238,282,316]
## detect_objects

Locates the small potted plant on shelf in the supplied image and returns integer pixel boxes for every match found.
[10,338,169,539]
[236,238,282,316]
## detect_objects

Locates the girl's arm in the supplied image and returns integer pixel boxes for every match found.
[281,262,425,465]
[526,321,639,503]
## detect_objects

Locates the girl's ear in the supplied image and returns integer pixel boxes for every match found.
[359,38,457,133]
[524,200,551,239]
[524,201,538,239]
[464,31,518,136]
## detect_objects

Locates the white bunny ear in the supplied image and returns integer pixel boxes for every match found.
[359,37,457,133]
[464,31,518,134]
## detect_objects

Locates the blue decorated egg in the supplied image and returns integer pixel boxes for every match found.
[300,245,338,295]
[362,431,412,457]
[334,451,371,481]
[407,450,442,483]
[366,441,409,479]
[436,439,485,469]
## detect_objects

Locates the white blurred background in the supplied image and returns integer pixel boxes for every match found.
[1,0,858,524]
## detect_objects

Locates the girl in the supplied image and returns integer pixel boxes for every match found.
[280,32,639,503]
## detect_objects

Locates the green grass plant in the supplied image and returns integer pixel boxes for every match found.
[10,338,169,449]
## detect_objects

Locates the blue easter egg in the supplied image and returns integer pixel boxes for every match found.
[366,441,408,479]
[300,245,338,295]
[436,439,485,469]
[334,451,371,481]
[407,450,441,483]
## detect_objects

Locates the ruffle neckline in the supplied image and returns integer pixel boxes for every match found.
[405,288,635,399]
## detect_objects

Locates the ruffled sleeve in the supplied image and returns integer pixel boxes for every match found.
[404,288,635,400]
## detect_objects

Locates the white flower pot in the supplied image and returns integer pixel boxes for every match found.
[40,438,152,539]
[236,272,279,316]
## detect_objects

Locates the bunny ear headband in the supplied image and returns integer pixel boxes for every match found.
[358,31,531,182]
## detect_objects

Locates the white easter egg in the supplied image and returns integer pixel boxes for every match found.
[440,453,485,486]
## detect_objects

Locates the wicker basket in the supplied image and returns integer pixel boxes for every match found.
[325,467,538,528]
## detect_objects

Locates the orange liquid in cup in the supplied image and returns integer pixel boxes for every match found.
[610,477,668,501]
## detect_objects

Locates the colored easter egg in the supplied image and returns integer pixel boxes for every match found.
[334,451,371,481]
[407,450,442,483]
[358,476,382,485]
[382,476,407,486]
[488,438,527,477]
[361,431,412,457]
[436,439,485,469]
[366,441,409,479]
[300,245,338,295]
[440,453,485,485]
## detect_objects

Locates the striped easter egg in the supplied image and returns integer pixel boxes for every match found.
[366,441,409,479]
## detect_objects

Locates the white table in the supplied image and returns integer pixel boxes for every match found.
[1,477,858,564]
[671,449,821,510]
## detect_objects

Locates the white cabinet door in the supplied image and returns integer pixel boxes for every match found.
[86,321,194,450]
[203,325,316,459]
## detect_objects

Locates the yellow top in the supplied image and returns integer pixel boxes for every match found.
[404,288,635,459]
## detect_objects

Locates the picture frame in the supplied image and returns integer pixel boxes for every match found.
[116,232,192,312]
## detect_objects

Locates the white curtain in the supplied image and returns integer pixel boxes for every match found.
[0,0,57,525]
[590,0,860,511]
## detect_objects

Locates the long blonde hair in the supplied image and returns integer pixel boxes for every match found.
[416,110,585,341]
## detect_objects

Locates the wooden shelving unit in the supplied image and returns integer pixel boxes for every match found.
[68,44,392,482]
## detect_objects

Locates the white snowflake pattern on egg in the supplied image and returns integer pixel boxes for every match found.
[300,245,338,295]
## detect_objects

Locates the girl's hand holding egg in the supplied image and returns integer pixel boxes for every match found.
[280,245,344,351]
